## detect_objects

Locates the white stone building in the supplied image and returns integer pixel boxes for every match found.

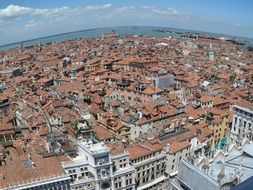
[230,103,253,142]
[62,140,135,190]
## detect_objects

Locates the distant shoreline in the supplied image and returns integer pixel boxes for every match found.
[0,26,112,47]
[1,26,252,51]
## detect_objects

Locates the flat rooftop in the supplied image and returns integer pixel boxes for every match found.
[79,140,109,155]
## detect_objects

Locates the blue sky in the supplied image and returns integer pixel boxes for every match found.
[0,0,252,45]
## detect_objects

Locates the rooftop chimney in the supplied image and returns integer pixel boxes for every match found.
[32,161,36,168]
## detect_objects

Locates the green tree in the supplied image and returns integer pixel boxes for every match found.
[229,75,236,82]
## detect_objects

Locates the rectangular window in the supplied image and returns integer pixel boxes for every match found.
[234,117,237,125]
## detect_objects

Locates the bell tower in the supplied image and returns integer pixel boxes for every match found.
[207,42,215,61]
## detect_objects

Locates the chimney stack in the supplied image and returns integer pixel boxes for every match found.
[32,161,36,168]
[0,173,5,180]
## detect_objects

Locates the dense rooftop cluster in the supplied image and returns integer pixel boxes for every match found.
[0,31,252,190]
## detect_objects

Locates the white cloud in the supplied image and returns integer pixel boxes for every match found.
[0,4,32,20]
[0,3,112,21]
[142,6,179,16]
[85,4,112,11]
[142,5,152,9]
[33,6,78,17]
[116,6,136,12]
[231,22,241,27]
[24,19,37,28]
